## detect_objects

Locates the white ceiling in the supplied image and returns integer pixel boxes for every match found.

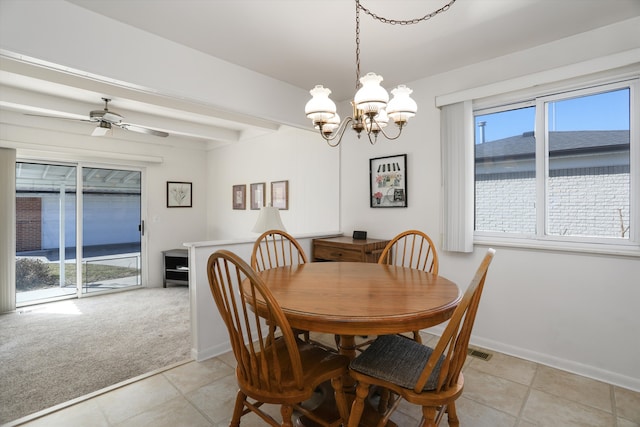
[65,0,640,101]
[2,0,640,145]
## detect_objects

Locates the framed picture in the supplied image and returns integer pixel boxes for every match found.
[250,182,266,210]
[271,180,289,210]
[232,184,246,210]
[166,181,192,208]
[370,154,407,208]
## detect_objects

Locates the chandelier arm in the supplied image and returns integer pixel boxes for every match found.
[366,121,405,142]
[319,116,355,147]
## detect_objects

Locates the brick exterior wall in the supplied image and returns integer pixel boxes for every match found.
[475,172,630,238]
[16,197,42,251]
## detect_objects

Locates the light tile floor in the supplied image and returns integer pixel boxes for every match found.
[9,332,640,427]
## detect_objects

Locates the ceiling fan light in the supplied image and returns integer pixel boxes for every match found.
[386,85,417,123]
[305,85,337,123]
[92,121,112,137]
[354,73,388,114]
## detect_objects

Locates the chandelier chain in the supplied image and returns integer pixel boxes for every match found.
[355,0,361,90]
[305,0,457,146]
[358,0,457,26]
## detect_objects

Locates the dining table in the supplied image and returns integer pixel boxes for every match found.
[252,261,461,427]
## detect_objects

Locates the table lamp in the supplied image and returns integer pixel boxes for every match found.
[251,204,286,233]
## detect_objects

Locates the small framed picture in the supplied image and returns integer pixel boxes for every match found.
[250,182,266,210]
[232,184,246,210]
[271,180,289,210]
[370,154,407,208]
[167,181,192,208]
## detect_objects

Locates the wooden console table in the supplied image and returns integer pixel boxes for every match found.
[312,236,390,264]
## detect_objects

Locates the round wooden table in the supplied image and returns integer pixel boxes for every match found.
[253,262,461,427]
[258,261,460,352]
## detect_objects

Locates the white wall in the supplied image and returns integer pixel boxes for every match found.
[206,126,340,240]
[339,18,640,390]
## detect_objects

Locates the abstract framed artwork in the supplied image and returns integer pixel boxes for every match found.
[167,181,192,208]
[232,184,246,210]
[250,182,266,210]
[271,180,289,210]
[370,154,407,208]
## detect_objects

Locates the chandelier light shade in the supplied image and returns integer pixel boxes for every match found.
[305,0,456,147]
[387,85,418,123]
[251,204,286,233]
[354,72,389,114]
[304,85,337,123]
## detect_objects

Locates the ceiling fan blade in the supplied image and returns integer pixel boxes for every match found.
[25,112,92,122]
[118,123,169,137]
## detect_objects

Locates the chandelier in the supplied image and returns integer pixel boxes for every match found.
[305,0,457,147]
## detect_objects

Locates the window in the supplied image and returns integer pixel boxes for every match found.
[473,80,637,249]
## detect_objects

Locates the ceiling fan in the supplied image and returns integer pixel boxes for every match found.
[30,97,169,138]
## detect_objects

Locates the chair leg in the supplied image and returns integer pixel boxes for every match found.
[412,330,423,343]
[377,387,390,413]
[348,382,370,427]
[421,406,438,427]
[331,376,350,424]
[231,390,246,427]
[446,402,459,427]
[280,404,294,427]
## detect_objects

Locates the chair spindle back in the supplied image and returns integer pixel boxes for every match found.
[378,229,439,275]
[414,248,495,394]
[207,250,304,392]
[251,229,308,272]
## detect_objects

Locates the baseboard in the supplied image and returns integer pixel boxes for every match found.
[192,341,232,362]
[471,335,640,392]
[424,325,640,392]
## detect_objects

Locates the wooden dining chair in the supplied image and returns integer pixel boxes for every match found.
[251,229,313,343]
[347,248,495,427]
[379,229,439,343]
[251,229,308,272]
[207,250,350,427]
[378,229,439,275]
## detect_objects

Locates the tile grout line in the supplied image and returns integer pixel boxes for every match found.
[514,361,540,426]
[161,358,238,426]
[610,384,619,427]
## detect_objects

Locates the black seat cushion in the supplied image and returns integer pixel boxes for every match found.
[349,334,444,391]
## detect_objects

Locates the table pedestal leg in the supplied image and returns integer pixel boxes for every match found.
[337,335,357,390]
[293,335,396,427]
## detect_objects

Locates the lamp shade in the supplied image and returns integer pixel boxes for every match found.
[386,85,417,123]
[305,85,337,124]
[316,112,340,135]
[252,205,286,233]
[354,73,389,114]
[366,109,389,132]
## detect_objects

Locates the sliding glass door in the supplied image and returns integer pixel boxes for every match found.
[15,162,143,305]
[15,163,78,304]
[81,167,142,294]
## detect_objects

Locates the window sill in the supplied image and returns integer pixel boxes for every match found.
[474,235,640,258]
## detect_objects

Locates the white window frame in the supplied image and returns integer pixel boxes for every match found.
[473,78,640,257]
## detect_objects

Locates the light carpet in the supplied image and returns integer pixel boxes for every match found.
[0,287,190,424]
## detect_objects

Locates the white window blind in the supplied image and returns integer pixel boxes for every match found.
[0,147,17,313]
[440,101,474,253]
